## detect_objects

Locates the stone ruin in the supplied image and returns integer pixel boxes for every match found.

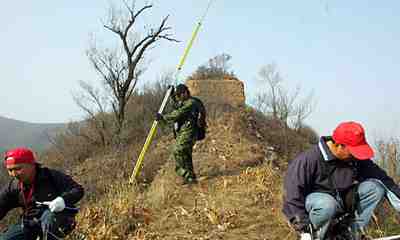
[185,77,246,107]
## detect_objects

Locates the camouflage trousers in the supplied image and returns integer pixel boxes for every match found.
[173,137,196,181]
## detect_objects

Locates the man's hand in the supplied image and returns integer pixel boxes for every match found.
[290,217,312,233]
[168,85,175,94]
[292,219,313,240]
[155,113,164,121]
[43,197,65,212]
[300,233,313,240]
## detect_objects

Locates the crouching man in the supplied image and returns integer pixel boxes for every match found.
[283,122,400,240]
[0,147,84,240]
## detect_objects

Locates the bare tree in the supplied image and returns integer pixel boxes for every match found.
[375,138,400,180]
[72,80,111,148]
[208,53,232,75]
[255,63,315,130]
[255,64,282,119]
[86,1,178,140]
[291,89,315,130]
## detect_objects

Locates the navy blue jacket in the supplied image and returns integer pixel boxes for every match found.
[282,137,400,229]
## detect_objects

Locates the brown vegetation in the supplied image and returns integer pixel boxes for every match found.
[2,90,397,239]
[2,61,396,239]
[55,104,318,240]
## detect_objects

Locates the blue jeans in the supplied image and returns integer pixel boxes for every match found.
[370,179,400,212]
[0,210,73,240]
[305,180,385,239]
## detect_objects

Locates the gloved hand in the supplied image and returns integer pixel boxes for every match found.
[300,232,313,240]
[291,216,312,233]
[43,197,65,212]
[155,113,163,121]
[168,85,175,92]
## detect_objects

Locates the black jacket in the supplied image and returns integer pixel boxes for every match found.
[0,164,84,220]
[282,137,400,229]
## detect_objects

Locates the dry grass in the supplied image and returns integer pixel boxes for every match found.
[142,164,295,240]
[61,107,399,240]
[69,182,147,240]
[64,108,301,240]
[70,163,295,240]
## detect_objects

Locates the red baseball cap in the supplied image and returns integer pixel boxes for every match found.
[332,121,374,160]
[4,147,36,166]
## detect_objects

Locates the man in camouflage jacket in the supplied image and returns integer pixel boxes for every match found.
[156,84,203,184]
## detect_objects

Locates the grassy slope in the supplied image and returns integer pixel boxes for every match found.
[66,108,399,240]
[67,108,297,240]
[142,163,293,240]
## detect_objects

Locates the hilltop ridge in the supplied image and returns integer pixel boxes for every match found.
[67,107,302,240]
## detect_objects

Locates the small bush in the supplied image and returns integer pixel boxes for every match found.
[188,53,237,80]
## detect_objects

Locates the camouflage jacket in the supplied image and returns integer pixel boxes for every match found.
[162,97,201,142]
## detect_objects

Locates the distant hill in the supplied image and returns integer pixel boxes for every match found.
[0,116,65,154]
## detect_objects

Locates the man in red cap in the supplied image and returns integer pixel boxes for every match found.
[0,147,84,240]
[282,121,400,240]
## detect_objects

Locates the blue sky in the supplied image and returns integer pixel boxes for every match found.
[1,0,399,142]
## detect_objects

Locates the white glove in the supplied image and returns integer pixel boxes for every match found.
[300,232,313,240]
[43,197,66,212]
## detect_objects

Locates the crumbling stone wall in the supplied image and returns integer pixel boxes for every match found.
[186,77,245,107]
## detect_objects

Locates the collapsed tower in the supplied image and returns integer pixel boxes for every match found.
[185,76,245,107]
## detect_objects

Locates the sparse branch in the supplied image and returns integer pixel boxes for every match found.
[72,93,96,120]
[125,4,152,41]
[78,80,106,113]
[130,15,177,68]
[87,48,120,99]
[72,80,110,148]
[81,0,178,144]
[255,63,316,129]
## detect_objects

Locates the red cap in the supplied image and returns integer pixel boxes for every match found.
[4,148,36,166]
[332,121,374,160]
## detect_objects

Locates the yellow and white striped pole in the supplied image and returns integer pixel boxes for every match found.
[129,0,215,183]
[129,86,173,183]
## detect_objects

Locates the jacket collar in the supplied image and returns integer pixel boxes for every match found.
[34,164,51,182]
[318,136,337,162]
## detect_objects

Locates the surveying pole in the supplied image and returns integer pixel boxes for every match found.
[128,86,174,183]
[129,0,215,183]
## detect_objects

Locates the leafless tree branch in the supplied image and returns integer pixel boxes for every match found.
[90,2,178,140]
[255,63,316,129]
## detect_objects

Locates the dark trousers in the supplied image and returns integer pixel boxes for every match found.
[0,210,75,240]
[0,224,26,240]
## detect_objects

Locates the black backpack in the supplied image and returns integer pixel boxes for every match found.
[192,97,207,141]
